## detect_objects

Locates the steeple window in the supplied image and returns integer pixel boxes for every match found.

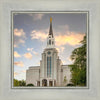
[47,56,51,77]
[49,40,51,45]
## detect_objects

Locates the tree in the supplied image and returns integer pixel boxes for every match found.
[14,79,26,86]
[69,35,86,86]
[14,79,19,86]
[19,80,26,86]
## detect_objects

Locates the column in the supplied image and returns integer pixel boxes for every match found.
[47,80,49,87]
[53,80,54,86]
[40,80,42,86]
[36,81,37,86]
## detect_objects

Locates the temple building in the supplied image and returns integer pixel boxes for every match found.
[26,17,72,87]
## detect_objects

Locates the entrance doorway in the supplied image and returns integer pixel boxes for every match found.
[42,79,47,86]
[37,81,40,86]
[49,81,53,86]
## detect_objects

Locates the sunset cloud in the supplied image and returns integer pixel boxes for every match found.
[55,32,85,46]
[28,13,44,21]
[14,28,26,48]
[21,70,26,73]
[37,62,40,65]
[27,48,38,55]
[31,30,47,41]
[14,61,24,67]
[14,44,18,48]
[14,70,26,77]
[33,51,39,55]
[67,56,72,62]
[24,52,33,59]
[14,72,19,77]
[14,28,26,38]
[30,29,85,47]
[56,48,60,52]
[62,60,66,64]
[27,48,33,52]
[33,14,44,20]
[14,39,25,48]
[56,46,65,53]
[14,51,21,58]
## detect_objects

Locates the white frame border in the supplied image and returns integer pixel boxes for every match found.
[11,11,89,89]
[0,0,100,100]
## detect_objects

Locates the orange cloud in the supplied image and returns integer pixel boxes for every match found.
[62,60,66,64]
[14,39,25,48]
[14,44,18,48]
[24,52,33,59]
[56,46,65,53]
[14,51,21,58]
[37,62,40,65]
[56,48,60,52]
[21,70,26,73]
[14,61,24,67]
[14,29,26,37]
[14,28,26,48]
[27,48,33,52]
[27,48,38,55]
[31,30,47,41]
[18,39,25,43]
[33,51,38,55]
[67,56,72,62]
[55,32,85,46]
[14,72,19,77]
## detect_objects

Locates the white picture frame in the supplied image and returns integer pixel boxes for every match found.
[0,0,100,100]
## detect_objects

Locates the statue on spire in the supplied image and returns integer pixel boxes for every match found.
[50,17,52,23]
[49,17,53,37]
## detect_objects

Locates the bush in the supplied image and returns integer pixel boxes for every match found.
[27,83,34,86]
[66,83,74,86]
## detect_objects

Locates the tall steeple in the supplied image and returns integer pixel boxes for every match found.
[47,17,55,48]
[49,17,53,37]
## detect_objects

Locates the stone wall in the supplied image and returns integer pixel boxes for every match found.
[62,65,72,86]
[26,66,40,86]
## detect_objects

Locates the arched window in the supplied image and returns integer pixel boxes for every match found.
[47,56,51,77]
[52,41,54,45]
[49,40,51,45]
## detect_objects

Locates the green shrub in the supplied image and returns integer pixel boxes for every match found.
[27,83,34,86]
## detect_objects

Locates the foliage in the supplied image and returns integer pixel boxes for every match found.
[63,76,67,83]
[14,79,19,86]
[69,35,86,86]
[14,79,26,86]
[19,80,26,86]
[27,83,34,86]
[67,83,74,86]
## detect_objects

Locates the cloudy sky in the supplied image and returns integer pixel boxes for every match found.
[13,12,87,80]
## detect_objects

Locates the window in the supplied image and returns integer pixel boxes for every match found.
[61,69,63,72]
[47,51,51,55]
[52,41,54,45]
[49,40,51,45]
[47,56,51,77]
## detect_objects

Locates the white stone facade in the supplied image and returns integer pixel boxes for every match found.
[26,17,72,87]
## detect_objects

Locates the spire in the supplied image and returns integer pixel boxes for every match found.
[49,17,53,37]
[47,17,55,48]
